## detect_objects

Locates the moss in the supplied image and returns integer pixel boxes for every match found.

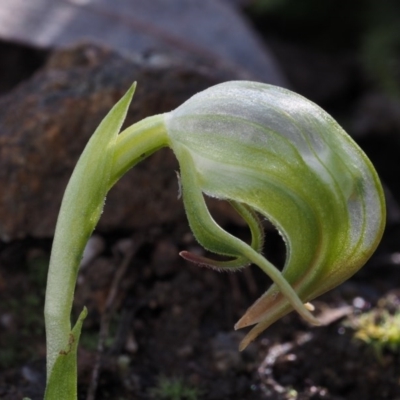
[349,304,400,361]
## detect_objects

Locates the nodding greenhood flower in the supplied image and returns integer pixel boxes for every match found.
[45,81,385,399]
[162,81,385,349]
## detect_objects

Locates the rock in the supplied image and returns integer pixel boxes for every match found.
[268,39,358,105]
[0,40,48,95]
[0,0,287,86]
[0,43,246,241]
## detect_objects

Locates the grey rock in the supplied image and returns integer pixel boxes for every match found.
[0,0,287,86]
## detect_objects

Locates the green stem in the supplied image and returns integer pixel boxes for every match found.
[110,114,170,186]
[45,85,136,382]
[44,90,169,386]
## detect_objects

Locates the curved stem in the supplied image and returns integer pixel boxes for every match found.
[110,114,170,186]
[45,85,136,383]
[45,96,169,387]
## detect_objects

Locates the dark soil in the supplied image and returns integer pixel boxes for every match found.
[2,4,400,400]
[1,223,400,400]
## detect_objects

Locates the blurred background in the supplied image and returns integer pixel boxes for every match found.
[1,1,400,399]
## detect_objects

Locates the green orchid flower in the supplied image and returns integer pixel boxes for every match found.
[44,81,385,399]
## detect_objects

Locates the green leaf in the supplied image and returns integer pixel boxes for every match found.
[44,308,87,400]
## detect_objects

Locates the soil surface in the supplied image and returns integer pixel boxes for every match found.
[2,3,400,400]
[1,225,400,400]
